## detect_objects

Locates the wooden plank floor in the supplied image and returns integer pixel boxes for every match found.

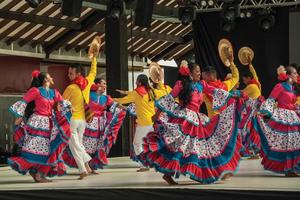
[0,157,299,191]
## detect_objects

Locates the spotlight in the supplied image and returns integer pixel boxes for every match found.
[220,19,235,33]
[107,0,125,20]
[259,15,275,30]
[240,12,245,18]
[223,8,235,22]
[178,6,196,26]
[200,0,207,6]
[25,0,41,8]
[246,11,252,18]
[208,0,214,6]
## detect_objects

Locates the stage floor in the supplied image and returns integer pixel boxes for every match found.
[0,157,299,191]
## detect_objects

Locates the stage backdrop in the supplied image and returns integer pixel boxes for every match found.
[193,7,290,96]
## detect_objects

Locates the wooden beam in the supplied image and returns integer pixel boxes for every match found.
[44,10,106,54]
[152,30,193,61]
[0,10,82,30]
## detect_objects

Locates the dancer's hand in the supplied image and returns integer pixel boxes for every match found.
[117,104,126,110]
[57,103,62,112]
[14,118,23,126]
[247,55,252,65]
[115,89,128,95]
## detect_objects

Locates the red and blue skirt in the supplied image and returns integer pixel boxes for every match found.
[137,94,242,184]
[238,96,264,157]
[63,103,126,170]
[253,98,300,174]
[8,100,71,177]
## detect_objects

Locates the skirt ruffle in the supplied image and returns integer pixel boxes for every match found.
[238,97,264,157]
[253,109,300,174]
[138,95,242,184]
[62,105,126,170]
[8,112,70,177]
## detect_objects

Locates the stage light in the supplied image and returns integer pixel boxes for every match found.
[107,0,125,20]
[223,8,235,22]
[240,12,245,18]
[220,20,235,33]
[246,11,252,18]
[259,15,275,30]
[25,0,41,8]
[178,6,196,26]
[208,0,214,6]
[200,0,207,6]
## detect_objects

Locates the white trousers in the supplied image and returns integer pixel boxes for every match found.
[69,119,91,173]
[133,125,153,156]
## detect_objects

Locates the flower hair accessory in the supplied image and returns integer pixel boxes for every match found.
[91,83,100,91]
[179,60,190,76]
[31,70,40,78]
[277,65,288,81]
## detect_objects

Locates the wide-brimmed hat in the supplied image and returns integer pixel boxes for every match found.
[238,47,254,66]
[218,38,234,67]
[149,62,163,83]
[88,36,101,59]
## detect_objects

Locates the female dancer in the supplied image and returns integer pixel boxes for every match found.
[63,78,126,173]
[138,62,242,185]
[238,60,265,158]
[8,71,71,183]
[254,65,299,177]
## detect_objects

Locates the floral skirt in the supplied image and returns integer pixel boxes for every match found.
[137,95,242,184]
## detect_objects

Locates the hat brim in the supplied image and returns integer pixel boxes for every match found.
[218,39,234,67]
[149,63,163,83]
[238,47,254,66]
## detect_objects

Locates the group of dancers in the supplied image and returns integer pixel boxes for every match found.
[6,37,300,185]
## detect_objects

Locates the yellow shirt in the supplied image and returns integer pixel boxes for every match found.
[63,58,97,120]
[204,63,239,118]
[154,82,172,100]
[296,97,300,105]
[242,64,261,99]
[114,91,155,126]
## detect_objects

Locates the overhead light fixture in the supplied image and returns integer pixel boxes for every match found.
[259,15,275,30]
[246,11,252,18]
[219,0,242,33]
[258,9,276,31]
[178,6,196,26]
[200,0,207,7]
[25,0,42,8]
[208,0,215,6]
[240,12,245,18]
[107,0,125,20]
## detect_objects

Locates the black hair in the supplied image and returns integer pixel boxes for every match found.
[70,63,85,76]
[202,66,217,74]
[178,63,199,107]
[286,66,296,76]
[94,78,105,84]
[242,70,254,79]
[24,72,48,120]
[136,74,155,101]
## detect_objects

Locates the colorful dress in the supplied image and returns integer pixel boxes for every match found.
[8,87,71,177]
[63,92,126,170]
[237,93,264,157]
[253,82,300,174]
[239,64,264,156]
[138,80,242,184]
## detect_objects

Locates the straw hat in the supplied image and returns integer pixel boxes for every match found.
[238,47,254,66]
[88,36,101,59]
[218,38,234,67]
[149,62,163,83]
